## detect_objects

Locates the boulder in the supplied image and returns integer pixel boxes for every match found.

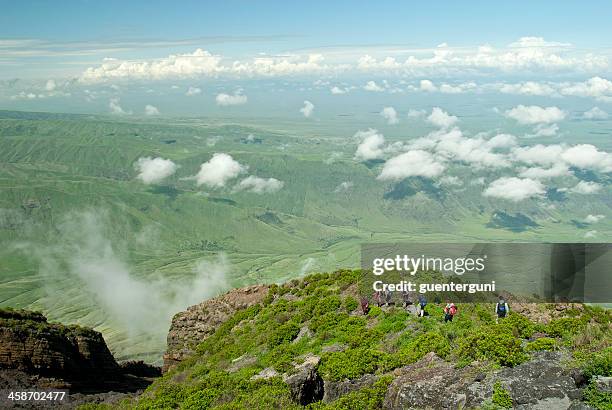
[323,373,378,403]
[283,355,323,405]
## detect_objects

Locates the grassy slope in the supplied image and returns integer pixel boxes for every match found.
[107,270,611,410]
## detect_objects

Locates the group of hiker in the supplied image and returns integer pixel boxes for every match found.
[360,292,510,323]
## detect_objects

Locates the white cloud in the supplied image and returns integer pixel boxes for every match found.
[109,97,130,115]
[144,104,160,116]
[334,181,354,193]
[585,230,598,238]
[518,164,571,179]
[216,91,247,106]
[378,150,446,181]
[559,77,612,100]
[483,177,545,202]
[561,144,612,172]
[300,100,314,117]
[235,175,283,194]
[45,79,56,91]
[186,86,202,96]
[582,107,609,120]
[330,86,349,95]
[584,214,605,224]
[569,180,602,194]
[531,123,559,137]
[427,107,458,129]
[498,81,556,96]
[363,80,385,92]
[354,129,386,161]
[381,106,399,125]
[420,79,437,92]
[135,157,177,184]
[508,37,571,48]
[512,144,565,166]
[504,105,565,124]
[195,153,247,188]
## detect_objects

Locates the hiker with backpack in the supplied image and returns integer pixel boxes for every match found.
[495,296,509,323]
[360,297,370,315]
[373,290,383,307]
[418,295,427,317]
[443,302,458,322]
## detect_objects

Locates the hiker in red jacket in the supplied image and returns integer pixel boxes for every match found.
[443,302,458,322]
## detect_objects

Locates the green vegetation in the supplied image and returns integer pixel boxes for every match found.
[491,381,513,408]
[91,270,608,409]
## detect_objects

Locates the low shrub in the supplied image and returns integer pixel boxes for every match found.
[525,337,557,352]
[456,326,527,367]
[492,381,513,408]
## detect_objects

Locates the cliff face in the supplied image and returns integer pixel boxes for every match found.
[0,308,159,403]
[163,284,269,372]
[0,309,119,381]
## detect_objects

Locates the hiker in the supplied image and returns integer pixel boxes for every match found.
[402,290,412,309]
[360,297,370,315]
[373,290,383,307]
[495,296,509,324]
[383,289,392,306]
[418,295,427,317]
[443,302,458,322]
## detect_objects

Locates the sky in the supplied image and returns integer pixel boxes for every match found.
[1,1,612,119]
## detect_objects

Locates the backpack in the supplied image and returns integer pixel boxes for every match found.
[449,304,457,315]
[497,302,507,314]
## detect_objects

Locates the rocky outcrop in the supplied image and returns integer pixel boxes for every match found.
[323,373,378,403]
[284,355,324,406]
[0,308,159,402]
[383,351,588,410]
[163,284,269,372]
[0,309,118,383]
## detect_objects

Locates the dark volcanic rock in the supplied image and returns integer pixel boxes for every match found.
[323,373,378,403]
[383,351,587,410]
[284,355,324,406]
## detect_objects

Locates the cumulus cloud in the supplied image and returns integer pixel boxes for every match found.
[354,129,386,161]
[483,177,545,202]
[216,90,247,106]
[186,86,202,96]
[582,107,609,120]
[300,100,314,117]
[381,106,399,125]
[420,79,437,92]
[378,150,446,181]
[569,180,602,194]
[584,214,605,224]
[504,105,565,124]
[330,86,349,94]
[235,175,284,194]
[135,157,177,184]
[498,81,556,96]
[561,144,612,172]
[585,230,598,238]
[427,107,458,129]
[144,104,160,116]
[518,164,571,179]
[195,153,247,188]
[363,80,385,92]
[512,144,565,166]
[559,77,612,100]
[109,97,130,115]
